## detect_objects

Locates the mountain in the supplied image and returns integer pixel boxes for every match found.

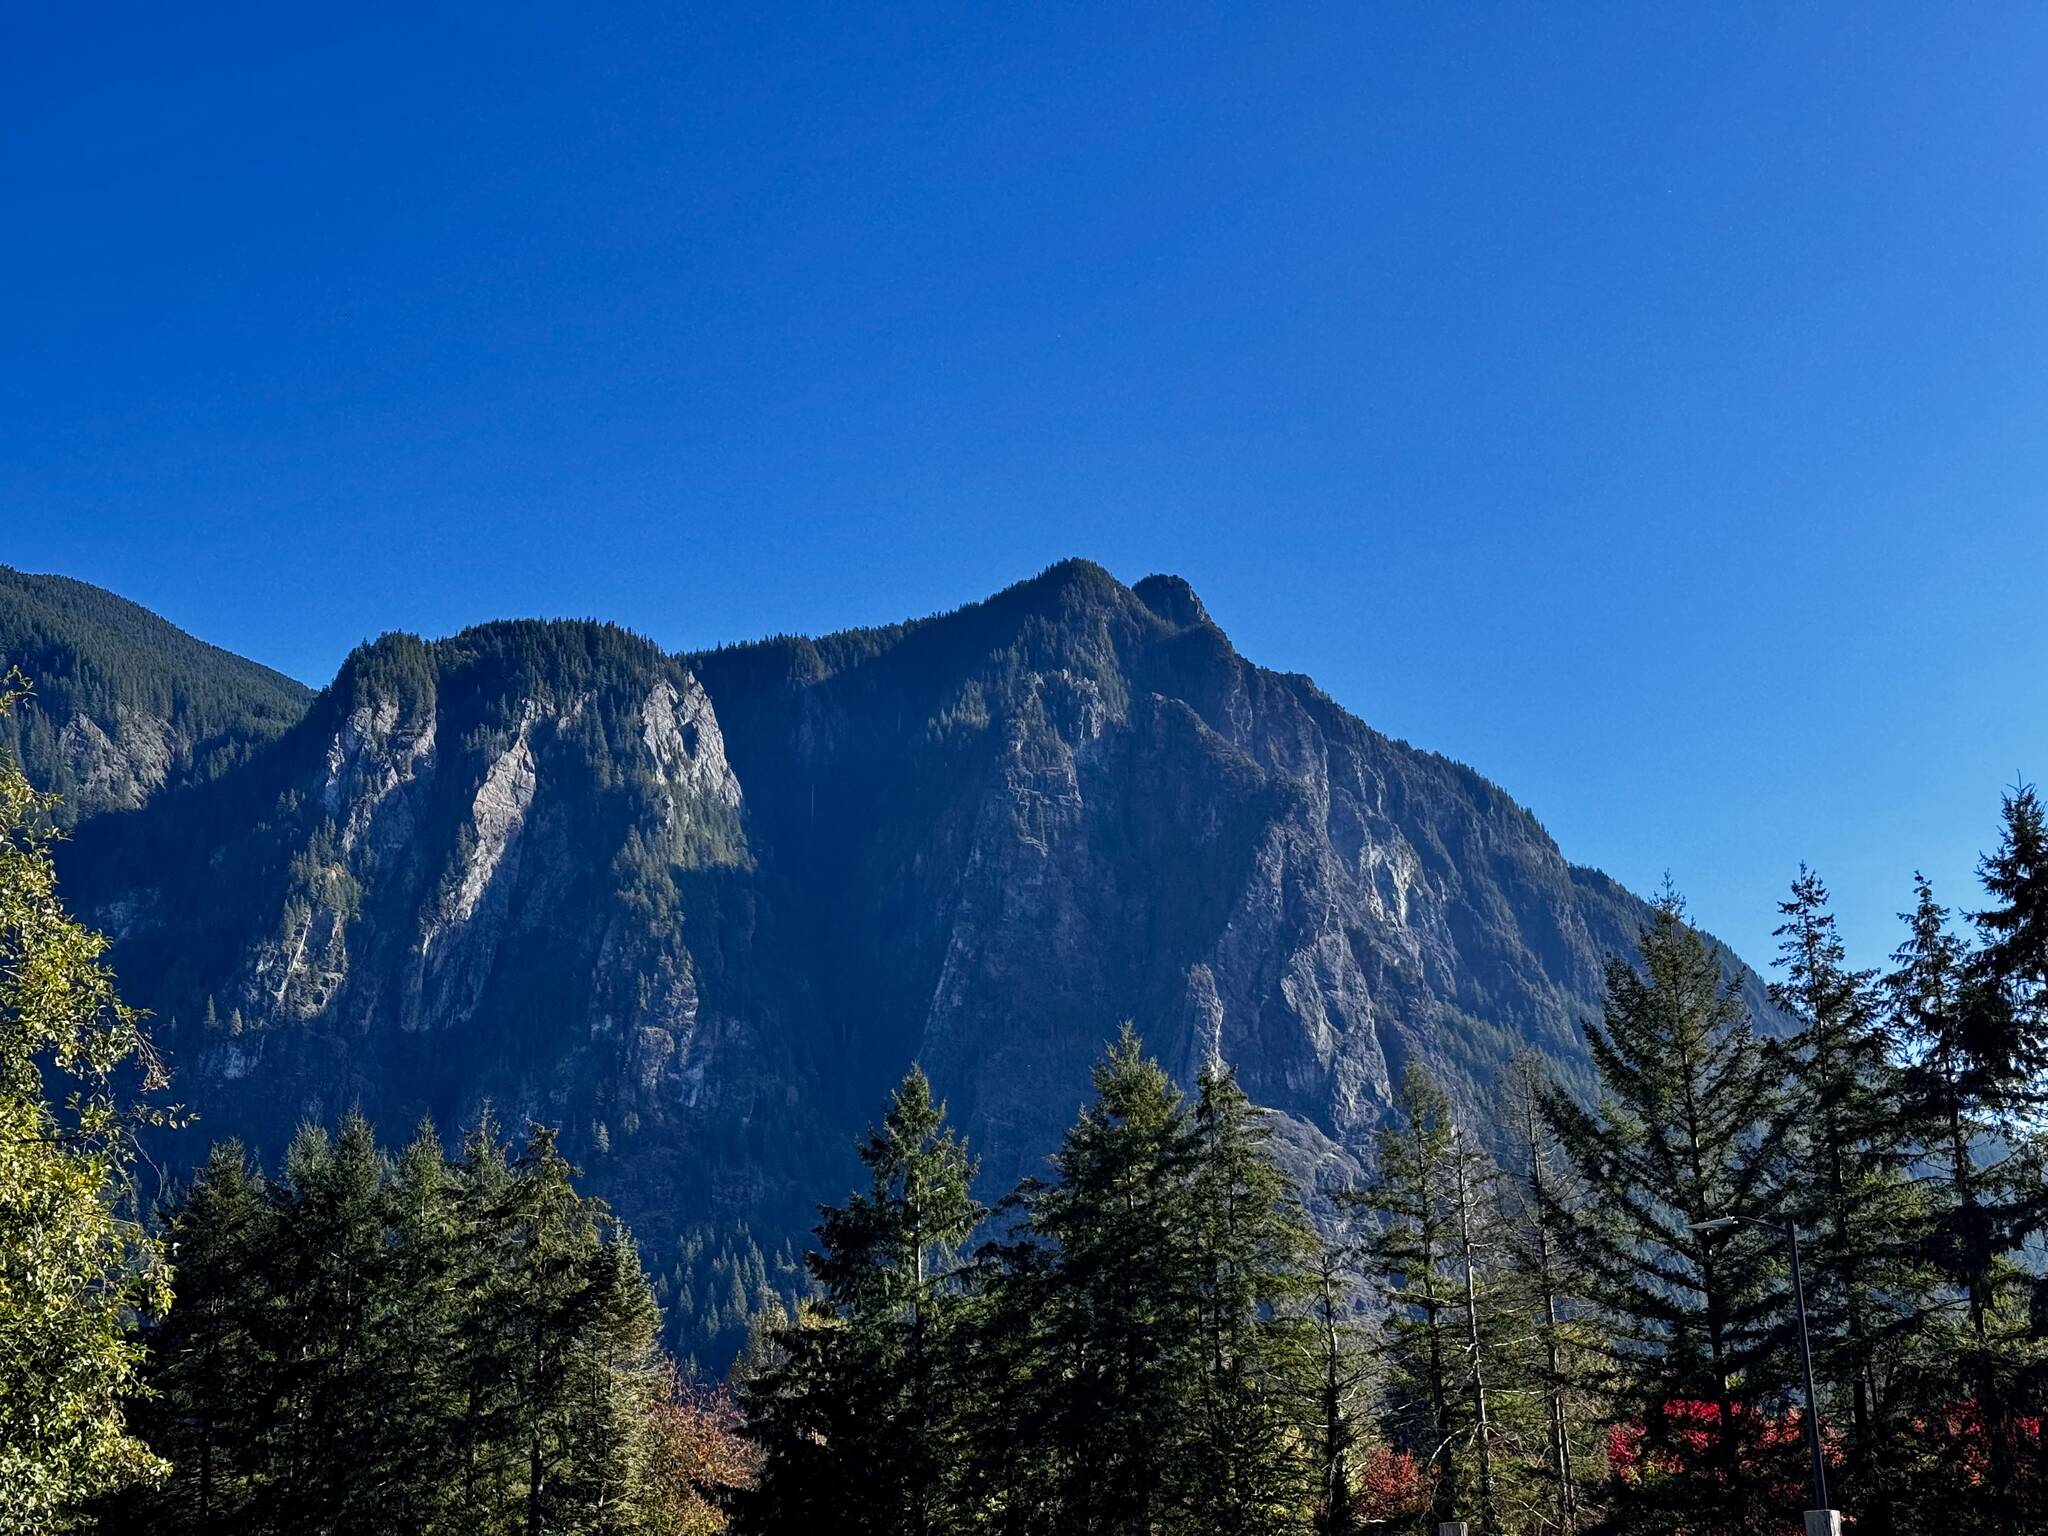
[37,560,1771,1367]
[0,567,312,823]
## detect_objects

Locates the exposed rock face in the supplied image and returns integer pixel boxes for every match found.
[57,563,1772,1313]
[54,706,180,813]
[0,565,312,823]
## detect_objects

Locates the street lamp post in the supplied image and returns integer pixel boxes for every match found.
[1689,1214,1839,1536]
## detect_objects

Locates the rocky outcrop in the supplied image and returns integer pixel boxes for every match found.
[0,565,312,823]
[53,706,180,813]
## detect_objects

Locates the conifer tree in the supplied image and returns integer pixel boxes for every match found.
[1294,1239,1372,1536]
[1350,1062,1528,1534]
[1973,783,2048,1089]
[1769,868,1929,1528]
[741,1066,983,1536]
[371,1124,465,1534]
[1349,1063,1461,1524]
[1178,1063,1321,1535]
[1888,872,2043,1534]
[271,1113,391,1530]
[1540,894,1789,1532]
[117,1142,274,1533]
[118,1111,681,1536]
[985,1025,1202,1536]
[1500,1053,1595,1536]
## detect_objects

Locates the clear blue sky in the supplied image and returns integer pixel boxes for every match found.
[8,3,2045,972]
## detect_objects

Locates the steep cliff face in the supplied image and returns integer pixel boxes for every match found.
[685,560,1751,1204]
[55,561,1770,1361]
[65,622,774,1175]
[0,567,311,822]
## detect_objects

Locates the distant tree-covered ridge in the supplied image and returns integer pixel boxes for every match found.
[0,567,310,822]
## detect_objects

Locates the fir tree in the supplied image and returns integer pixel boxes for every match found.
[741,1066,983,1536]
[985,1024,1201,1536]
[1349,1063,1461,1524]
[1178,1063,1321,1535]
[1293,1239,1372,1536]
[1349,1062,1527,1534]
[1500,1053,1596,1536]
[1888,873,2043,1534]
[117,1111,682,1535]
[1540,894,1789,1532]
[1769,867,1930,1529]
[1973,782,2048,1087]
[115,1142,274,1533]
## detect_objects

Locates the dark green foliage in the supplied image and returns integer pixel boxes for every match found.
[1768,868,1932,1527]
[1539,893,1792,1531]
[983,1025,1203,1535]
[1178,1065,1322,1535]
[744,1033,1329,1536]
[1499,1052,1600,1535]
[1349,1065,1461,1518]
[658,1224,807,1381]
[955,1029,1325,1536]
[1294,1241,1373,1536]
[0,568,309,822]
[1886,865,2047,1534]
[107,1112,677,1536]
[1347,1063,1533,1534]
[739,1067,984,1536]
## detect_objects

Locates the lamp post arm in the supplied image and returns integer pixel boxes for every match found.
[1784,1221,1829,1514]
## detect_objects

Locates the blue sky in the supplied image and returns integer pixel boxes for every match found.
[7,3,2045,971]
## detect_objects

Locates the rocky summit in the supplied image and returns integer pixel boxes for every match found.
[20,559,1766,1363]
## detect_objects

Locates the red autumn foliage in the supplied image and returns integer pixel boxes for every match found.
[1354,1445,1434,1523]
[1605,1398,1842,1520]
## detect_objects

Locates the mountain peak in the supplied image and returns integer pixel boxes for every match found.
[1132,573,1212,630]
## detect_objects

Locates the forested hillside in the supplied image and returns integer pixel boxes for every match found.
[0,568,310,822]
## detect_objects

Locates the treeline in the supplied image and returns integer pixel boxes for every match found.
[738,787,2048,1535]
[98,1114,735,1534]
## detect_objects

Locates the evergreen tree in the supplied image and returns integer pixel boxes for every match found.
[1500,1053,1597,1536]
[0,674,171,1531]
[1769,868,1930,1529]
[271,1114,392,1531]
[115,1143,274,1533]
[1540,894,1789,1533]
[1973,782,2048,1089]
[1349,1063,1527,1534]
[1177,1063,1321,1535]
[981,1025,1201,1536]
[1349,1064,1460,1525]
[740,1066,983,1536]
[1888,872,2044,1534]
[1293,1239,1372,1536]
[371,1124,467,1534]
[115,1112,681,1536]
